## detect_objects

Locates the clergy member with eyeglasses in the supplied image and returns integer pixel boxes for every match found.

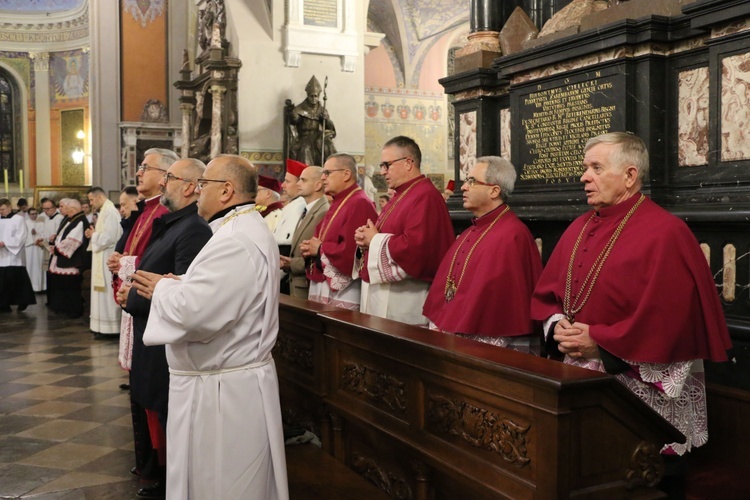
[138,154,288,499]
[301,153,377,310]
[354,136,454,325]
[423,157,543,353]
[106,147,175,489]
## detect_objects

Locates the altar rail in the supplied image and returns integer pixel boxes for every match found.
[276,295,682,499]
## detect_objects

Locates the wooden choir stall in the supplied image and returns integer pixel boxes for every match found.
[276,295,682,499]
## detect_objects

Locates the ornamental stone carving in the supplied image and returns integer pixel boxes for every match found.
[426,391,531,468]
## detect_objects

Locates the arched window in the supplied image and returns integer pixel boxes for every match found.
[0,71,15,183]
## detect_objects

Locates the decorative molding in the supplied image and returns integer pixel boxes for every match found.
[30,51,49,72]
[273,335,314,371]
[454,88,506,102]
[625,441,663,489]
[341,360,407,416]
[351,453,413,499]
[0,1,89,51]
[426,391,531,468]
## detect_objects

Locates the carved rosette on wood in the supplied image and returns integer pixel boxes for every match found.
[625,441,663,489]
[351,453,414,499]
[273,335,314,371]
[341,360,407,417]
[426,391,531,468]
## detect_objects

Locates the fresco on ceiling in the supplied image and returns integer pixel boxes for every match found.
[49,50,88,102]
[0,0,83,11]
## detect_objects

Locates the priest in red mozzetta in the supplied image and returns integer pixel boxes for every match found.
[530,132,732,497]
[354,136,454,325]
[302,153,377,309]
[107,148,175,488]
[423,157,542,353]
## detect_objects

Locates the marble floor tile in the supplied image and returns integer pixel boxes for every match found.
[23,471,125,496]
[18,442,115,470]
[13,400,89,419]
[0,463,66,498]
[10,385,81,401]
[16,419,101,442]
[0,414,51,435]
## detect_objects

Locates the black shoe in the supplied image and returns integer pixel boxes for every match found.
[119,384,130,391]
[130,466,140,477]
[137,481,165,499]
[17,304,28,312]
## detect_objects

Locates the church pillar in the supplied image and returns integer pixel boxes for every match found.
[209,84,226,159]
[179,101,194,159]
[30,52,51,186]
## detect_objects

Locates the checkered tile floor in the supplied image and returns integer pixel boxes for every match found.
[0,298,141,498]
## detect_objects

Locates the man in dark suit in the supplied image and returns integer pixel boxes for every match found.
[281,166,329,299]
[116,158,213,499]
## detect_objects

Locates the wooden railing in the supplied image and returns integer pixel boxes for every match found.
[276,295,682,499]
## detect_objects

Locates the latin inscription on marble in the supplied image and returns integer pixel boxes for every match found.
[518,73,623,184]
[304,0,337,28]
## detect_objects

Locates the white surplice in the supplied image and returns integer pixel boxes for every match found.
[143,204,288,500]
[88,200,123,334]
[0,215,27,267]
[357,232,430,325]
[24,218,45,291]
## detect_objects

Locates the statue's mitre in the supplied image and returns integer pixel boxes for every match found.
[305,76,322,94]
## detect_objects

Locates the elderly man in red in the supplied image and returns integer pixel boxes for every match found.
[531,132,731,497]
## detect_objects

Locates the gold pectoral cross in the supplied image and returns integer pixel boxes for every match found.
[444,278,457,303]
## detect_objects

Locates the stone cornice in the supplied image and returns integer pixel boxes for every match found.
[0,1,89,51]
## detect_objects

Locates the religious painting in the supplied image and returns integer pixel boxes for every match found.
[678,67,709,167]
[50,51,89,101]
[720,51,750,162]
[123,0,167,28]
[32,185,90,208]
[458,111,477,180]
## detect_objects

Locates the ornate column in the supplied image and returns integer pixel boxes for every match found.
[30,52,52,186]
[180,101,194,159]
[209,84,226,159]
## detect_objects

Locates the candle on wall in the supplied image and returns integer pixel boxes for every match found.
[19,169,23,193]
[3,169,8,196]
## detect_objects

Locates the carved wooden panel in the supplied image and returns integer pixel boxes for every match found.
[274,334,314,373]
[341,359,408,418]
[425,390,531,468]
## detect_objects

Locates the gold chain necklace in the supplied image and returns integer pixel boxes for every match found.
[220,207,256,227]
[308,187,361,275]
[376,177,426,230]
[444,205,510,302]
[563,194,645,321]
[126,204,160,254]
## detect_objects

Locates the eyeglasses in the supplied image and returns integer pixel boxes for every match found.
[138,164,167,174]
[321,168,347,177]
[164,172,191,184]
[196,178,228,190]
[379,157,409,171]
[464,177,498,188]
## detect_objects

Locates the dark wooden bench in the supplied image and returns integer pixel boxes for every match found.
[286,443,390,499]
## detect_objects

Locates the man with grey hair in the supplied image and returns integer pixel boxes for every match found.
[137,154,288,499]
[531,132,732,496]
[86,187,123,338]
[423,156,542,353]
[116,157,212,498]
[47,198,90,318]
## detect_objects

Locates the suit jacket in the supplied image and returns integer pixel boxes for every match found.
[289,196,329,299]
[124,201,212,414]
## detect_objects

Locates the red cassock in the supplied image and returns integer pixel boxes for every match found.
[361,175,454,283]
[531,194,731,364]
[307,184,377,283]
[423,205,542,337]
[113,197,169,295]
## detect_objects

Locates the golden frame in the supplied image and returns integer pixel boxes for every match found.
[31,185,91,208]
